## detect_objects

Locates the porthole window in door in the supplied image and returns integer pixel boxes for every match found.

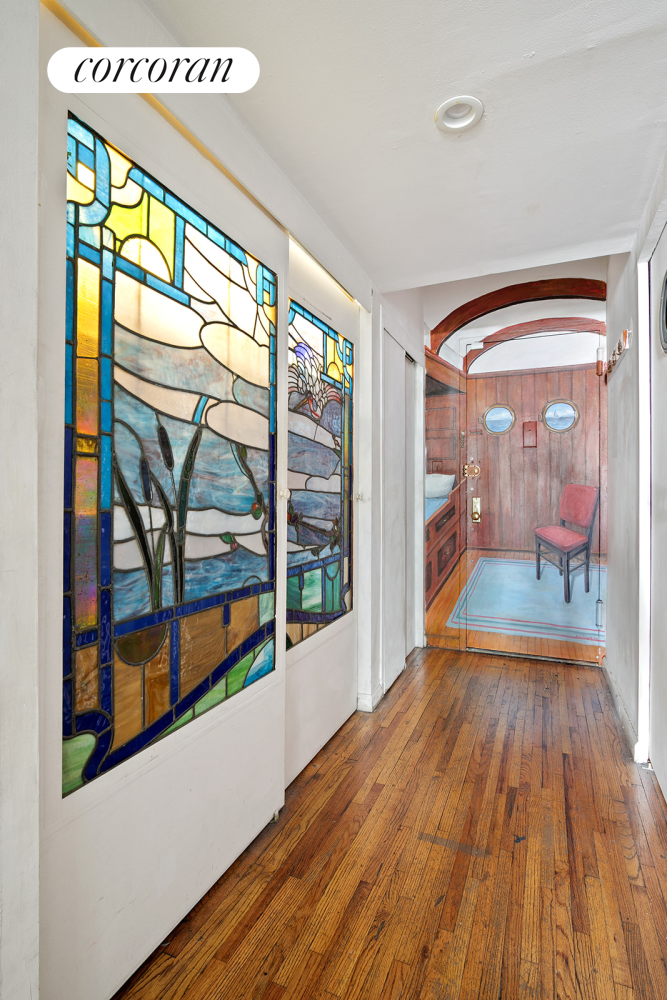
[542,400,579,432]
[482,404,515,434]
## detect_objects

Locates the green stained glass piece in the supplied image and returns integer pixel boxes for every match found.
[226,648,255,697]
[302,568,323,611]
[62,733,96,796]
[286,575,302,610]
[162,709,193,738]
[259,591,275,625]
[194,677,227,716]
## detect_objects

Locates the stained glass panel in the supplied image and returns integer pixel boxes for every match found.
[63,114,277,795]
[286,301,353,648]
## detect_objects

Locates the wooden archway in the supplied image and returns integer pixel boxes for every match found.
[430,277,606,355]
[463,316,606,372]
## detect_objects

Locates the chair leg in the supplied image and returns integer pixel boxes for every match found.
[585,549,590,593]
[564,553,571,603]
[536,541,541,580]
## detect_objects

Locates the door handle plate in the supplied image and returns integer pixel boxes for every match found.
[471,496,481,523]
[463,463,481,478]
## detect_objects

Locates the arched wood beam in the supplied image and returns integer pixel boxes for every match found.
[463,317,606,372]
[430,277,606,354]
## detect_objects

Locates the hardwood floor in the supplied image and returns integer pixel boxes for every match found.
[113,649,667,1000]
[426,549,605,665]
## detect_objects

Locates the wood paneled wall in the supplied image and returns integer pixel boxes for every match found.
[425,349,465,476]
[465,365,607,554]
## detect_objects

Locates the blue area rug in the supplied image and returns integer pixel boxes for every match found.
[447,557,606,645]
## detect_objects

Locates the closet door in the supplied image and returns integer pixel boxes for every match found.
[284,242,359,784]
[382,330,407,691]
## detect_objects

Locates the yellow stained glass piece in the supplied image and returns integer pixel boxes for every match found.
[106,144,133,187]
[120,237,171,281]
[148,197,175,278]
[76,260,100,358]
[106,194,149,245]
[76,359,98,437]
[76,436,98,455]
[77,162,95,190]
[67,173,95,205]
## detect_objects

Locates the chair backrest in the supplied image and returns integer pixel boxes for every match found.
[559,484,598,529]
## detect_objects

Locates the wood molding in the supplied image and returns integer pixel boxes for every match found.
[430,277,607,353]
[464,316,606,372]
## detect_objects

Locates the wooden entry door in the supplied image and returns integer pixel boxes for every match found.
[458,343,606,664]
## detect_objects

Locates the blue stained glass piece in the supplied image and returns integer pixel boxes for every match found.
[193,395,207,424]
[263,275,276,306]
[101,279,113,354]
[63,512,71,591]
[100,511,111,587]
[128,168,164,201]
[100,588,111,664]
[63,679,72,735]
[68,118,94,149]
[270,353,275,386]
[84,728,112,780]
[170,620,179,705]
[101,400,112,433]
[95,139,110,207]
[100,665,112,713]
[65,344,73,424]
[145,273,189,304]
[79,199,110,226]
[78,144,95,170]
[79,226,101,248]
[100,357,112,401]
[102,249,114,281]
[223,603,231,626]
[67,223,75,259]
[255,265,264,305]
[63,597,72,677]
[113,607,174,637]
[67,202,75,224]
[76,711,110,735]
[100,435,112,509]
[288,307,296,325]
[64,428,73,507]
[116,256,144,281]
[165,193,206,233]
[207,226,225,250]
[227,241,248,266]
[174,215,184,288]
[79,243,101,266]
[76,630,98,647]
[244,638,274,687]
[67,135,77,175]
[66,260,74,342]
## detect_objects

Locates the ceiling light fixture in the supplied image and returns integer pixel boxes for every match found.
[435,96,484,133]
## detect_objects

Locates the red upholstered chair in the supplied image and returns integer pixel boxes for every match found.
[534,485,599,603]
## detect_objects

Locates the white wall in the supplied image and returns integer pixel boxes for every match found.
[604,252,642,750]
[0,4,40,999]
[284,243,360,784]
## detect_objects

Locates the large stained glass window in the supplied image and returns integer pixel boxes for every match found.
[63,114,277,795]
[286,301,353,648]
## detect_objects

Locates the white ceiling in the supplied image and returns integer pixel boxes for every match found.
[140,0,667,292]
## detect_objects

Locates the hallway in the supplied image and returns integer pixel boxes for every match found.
[113,650,667,1000]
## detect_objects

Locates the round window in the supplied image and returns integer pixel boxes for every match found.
[542,400,579,432]
[483,405,515,434]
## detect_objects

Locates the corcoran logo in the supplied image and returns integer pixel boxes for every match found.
[48,47,260,93]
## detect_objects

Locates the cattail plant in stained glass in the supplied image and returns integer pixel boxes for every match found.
[286,301,353,648]
[63,114,277,796]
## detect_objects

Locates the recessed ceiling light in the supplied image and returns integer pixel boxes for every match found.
[435,96,484,133]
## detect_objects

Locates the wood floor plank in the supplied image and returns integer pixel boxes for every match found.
[111,652,667,1000]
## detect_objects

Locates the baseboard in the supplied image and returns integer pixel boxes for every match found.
[357,682,384,714]
[600,656,640,759]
